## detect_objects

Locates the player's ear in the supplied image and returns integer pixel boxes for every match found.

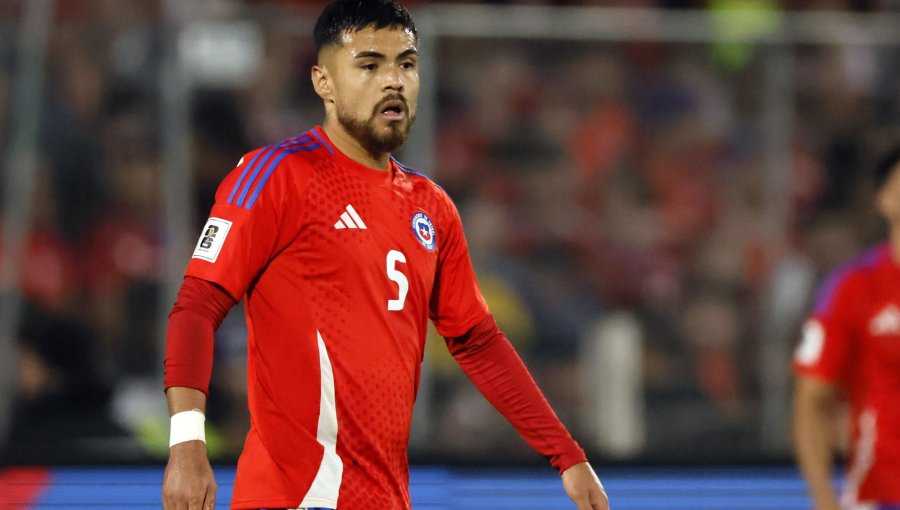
[312,65,333,103]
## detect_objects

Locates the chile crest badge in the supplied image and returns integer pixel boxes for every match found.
[411,212,436,251]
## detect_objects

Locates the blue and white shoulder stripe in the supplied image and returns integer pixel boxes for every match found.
[227,131,334,209]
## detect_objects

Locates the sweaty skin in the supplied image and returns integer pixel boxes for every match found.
[312,27,419,170]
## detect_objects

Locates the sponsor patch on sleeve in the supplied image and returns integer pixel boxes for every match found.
[794,319,825,365]
[192,217,232,263]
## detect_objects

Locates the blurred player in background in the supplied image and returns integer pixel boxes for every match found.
[161,1,608,509]
[793,143,900,510]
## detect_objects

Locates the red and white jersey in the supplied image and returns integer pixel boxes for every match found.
[794,243,900,505]
[186,127,489,509]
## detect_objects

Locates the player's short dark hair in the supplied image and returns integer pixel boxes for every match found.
[874,142,900,191]
[314,0,417,53]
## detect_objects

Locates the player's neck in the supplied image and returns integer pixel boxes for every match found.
[321,121,391,171]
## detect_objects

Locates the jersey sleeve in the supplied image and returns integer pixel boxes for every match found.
[185,149,304,300]
[429,195,490,338]
[163,276,236,395]
[793,265,861,384]
[446,315,587,473]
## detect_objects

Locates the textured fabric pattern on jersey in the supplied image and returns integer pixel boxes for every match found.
[227,135,321,209]
[794,243,900,505]
[185,127,489,510]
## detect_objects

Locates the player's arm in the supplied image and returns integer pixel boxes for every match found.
[446,316,609,510]
[162,276,235,510]
[793,375,841,510]
[163,387,213,510]
[162,150,302,509]
[431,196,607,509]
[445,316,588,471]
[791,266,857,510]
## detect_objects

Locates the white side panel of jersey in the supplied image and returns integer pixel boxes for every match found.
[299,331,343,509]
[841,409,877,510]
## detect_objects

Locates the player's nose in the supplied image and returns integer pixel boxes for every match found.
[382,64,404,92]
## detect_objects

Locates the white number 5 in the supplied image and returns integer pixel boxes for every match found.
[386,250,408,311]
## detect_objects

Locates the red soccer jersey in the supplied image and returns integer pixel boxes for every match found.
[794,243,900,506]
[185,127,490,509]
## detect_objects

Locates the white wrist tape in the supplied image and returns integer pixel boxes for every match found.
[169,409,206,447]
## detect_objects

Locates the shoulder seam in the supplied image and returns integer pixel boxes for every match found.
[392,157,430,179]
[392,157,447,194]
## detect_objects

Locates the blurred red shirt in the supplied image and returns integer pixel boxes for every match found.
[794,243,900,506]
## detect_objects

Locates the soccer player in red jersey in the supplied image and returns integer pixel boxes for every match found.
[793,144,900,510]
[161,2,609,509]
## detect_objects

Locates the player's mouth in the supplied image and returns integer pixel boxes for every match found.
[379,99,406,121]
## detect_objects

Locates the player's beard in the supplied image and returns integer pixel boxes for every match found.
[337,95,415,156]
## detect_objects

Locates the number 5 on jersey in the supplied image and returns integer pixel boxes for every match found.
[386,250,408,311]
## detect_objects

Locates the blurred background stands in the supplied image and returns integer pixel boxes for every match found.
[0,0,899,467]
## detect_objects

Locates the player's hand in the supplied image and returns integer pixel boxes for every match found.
[562,462,609,510]
[162,440,217,510]
[812,497,841,510]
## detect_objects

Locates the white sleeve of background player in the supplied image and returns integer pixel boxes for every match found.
[793,267,858,382]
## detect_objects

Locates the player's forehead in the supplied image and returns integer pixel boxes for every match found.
[333,26,418,59]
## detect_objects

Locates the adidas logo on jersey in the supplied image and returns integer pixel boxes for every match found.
[334,204,368,230]
[870,304,900,336]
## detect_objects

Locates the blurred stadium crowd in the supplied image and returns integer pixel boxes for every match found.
[1,0,899,466]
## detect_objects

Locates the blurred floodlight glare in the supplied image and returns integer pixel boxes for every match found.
[179,20,264,87]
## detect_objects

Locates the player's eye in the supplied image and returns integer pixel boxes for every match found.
[361,63,378,71]
[401,61,416,70]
